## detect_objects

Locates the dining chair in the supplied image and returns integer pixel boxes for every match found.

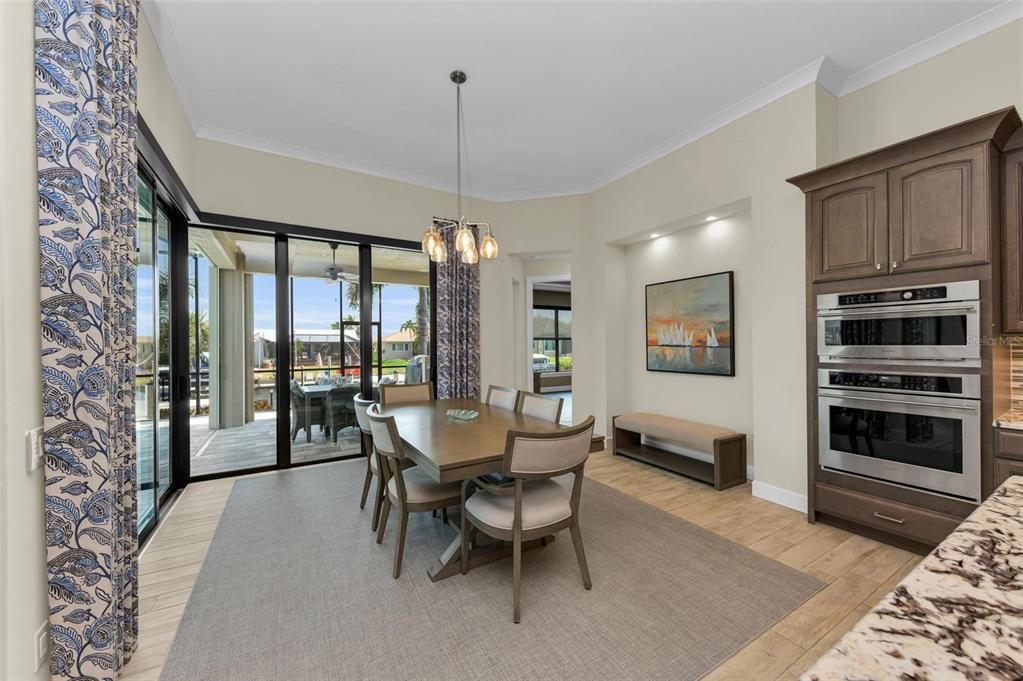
[354,393,384,531]
[461,416,596,622]
[516,391,564,423]
[485,384,519,410]
[368,404,462,578]
[380,381,434,405]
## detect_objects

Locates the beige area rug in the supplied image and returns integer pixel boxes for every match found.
[160,461,822,681]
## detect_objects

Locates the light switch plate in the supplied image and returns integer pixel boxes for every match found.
[35,620,49,671]
[27,426,43,472]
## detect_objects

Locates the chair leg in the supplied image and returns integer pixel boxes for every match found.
[512,532,522,623]
[570,520,592,590]
[460,512,469,575]
[393,511,409,579]
[359,459,372,510]
[376,497,391,544]
[370,475,383,532]
[442,506,449,524]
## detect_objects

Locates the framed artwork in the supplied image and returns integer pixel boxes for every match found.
[645,270,734,376]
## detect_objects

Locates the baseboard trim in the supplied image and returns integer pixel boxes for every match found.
[752,480,808,514]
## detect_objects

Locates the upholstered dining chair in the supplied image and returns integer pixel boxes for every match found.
[354,393,383,531]
[368,404,462,578]
[485,384,519,410]
[516,391,564,424]
[461,416,596,623]
[380,381,434,406]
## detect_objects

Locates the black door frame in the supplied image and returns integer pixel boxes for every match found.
[136,162,189,543]
[137,114,437,493]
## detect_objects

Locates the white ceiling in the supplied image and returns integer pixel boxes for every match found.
[145,0,1016,201]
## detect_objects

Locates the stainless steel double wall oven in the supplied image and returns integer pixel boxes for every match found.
[816,281,982,502]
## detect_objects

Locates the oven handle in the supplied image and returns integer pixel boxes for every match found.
[817,305,978,318]
[822,394,978,411]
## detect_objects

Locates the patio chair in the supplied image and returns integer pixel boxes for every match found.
[326,384,359,444]
[290,380,325,443]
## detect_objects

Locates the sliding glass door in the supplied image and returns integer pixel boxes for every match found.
[288,238,362,462]
[186,227,279,476]
[135,172,177,538]
[154,224,434,485]
[371,246,432,388]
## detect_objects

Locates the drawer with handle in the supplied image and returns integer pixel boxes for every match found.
[814,482,962,546]
[995,428,1023,462]
[995,458,1023,488]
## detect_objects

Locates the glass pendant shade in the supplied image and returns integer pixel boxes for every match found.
[430,239,448,263]
[461,245,479,264]
[454,227,475,253]
[421,227,441,257]
[479,233,499,259]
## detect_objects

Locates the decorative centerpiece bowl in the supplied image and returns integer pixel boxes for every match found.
[446,409,480,421]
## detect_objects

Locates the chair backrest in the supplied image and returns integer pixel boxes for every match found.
[354,393,374,434]
[502,416,595,478]
[290,380,305,407]
[367,404,413,503]
[516,391,564,423]
[380,381,434,405]
[486,385,519,411]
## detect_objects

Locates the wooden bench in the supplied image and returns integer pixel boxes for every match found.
[612,413,747,490]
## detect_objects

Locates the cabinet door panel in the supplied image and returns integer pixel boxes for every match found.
[1002,148,1023,333]
[888,143,990,273]
[810,172,887,282]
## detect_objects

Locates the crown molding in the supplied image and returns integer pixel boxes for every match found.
[146,1,1022,203]
[195,124,500,203]
[838,0,1022,96]
[579,57,831,194]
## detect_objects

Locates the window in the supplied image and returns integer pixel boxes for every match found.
[532,306,571,372]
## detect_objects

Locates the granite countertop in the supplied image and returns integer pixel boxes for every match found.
[802,476,1023,681]
[994,410,1023,431]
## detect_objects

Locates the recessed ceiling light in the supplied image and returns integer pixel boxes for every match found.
[705,215,717,222]
[650,233,660,239]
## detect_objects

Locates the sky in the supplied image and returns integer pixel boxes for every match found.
[137,256,423,339]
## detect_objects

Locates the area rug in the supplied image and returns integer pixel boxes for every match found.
[160,462,822,681]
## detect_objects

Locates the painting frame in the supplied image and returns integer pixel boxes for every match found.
[645,270,735,376]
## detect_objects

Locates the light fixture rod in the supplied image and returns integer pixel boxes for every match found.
[456,78,462,219]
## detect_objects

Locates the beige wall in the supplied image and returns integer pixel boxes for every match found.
[1,1,48,679]
[836,21,1023,159]
[624,213,754,465]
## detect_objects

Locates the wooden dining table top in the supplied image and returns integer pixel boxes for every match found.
[380,398,566,483]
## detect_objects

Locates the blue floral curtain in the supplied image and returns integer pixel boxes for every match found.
[36,0,140,679]
[436,226,481,399]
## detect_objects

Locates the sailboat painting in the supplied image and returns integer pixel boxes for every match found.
[646,271,734,376]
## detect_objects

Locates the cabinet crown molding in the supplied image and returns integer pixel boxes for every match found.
[787,106,1021,193]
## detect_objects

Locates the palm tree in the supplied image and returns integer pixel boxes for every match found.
[415,286,428,356]
[400,319,418,354]
[345,281,383,311]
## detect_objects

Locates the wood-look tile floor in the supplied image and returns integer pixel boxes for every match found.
[121,449,921,681]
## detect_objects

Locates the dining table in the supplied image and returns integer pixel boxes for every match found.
[380,397,567,582]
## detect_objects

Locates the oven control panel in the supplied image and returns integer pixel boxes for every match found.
[837,286,947,306]
[823,370,978,398]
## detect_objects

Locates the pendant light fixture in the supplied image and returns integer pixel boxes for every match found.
[421,70,498,264]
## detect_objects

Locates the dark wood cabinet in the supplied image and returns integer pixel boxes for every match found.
[809,173,887,282]
[1002,146,1023,332]
[788,108,1022,547]
[888,143,990,273]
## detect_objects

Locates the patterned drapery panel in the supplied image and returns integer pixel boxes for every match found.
[436,226,481,399]
[36,1,140,679]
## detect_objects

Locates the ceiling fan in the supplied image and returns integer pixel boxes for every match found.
[323,243,356,283]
